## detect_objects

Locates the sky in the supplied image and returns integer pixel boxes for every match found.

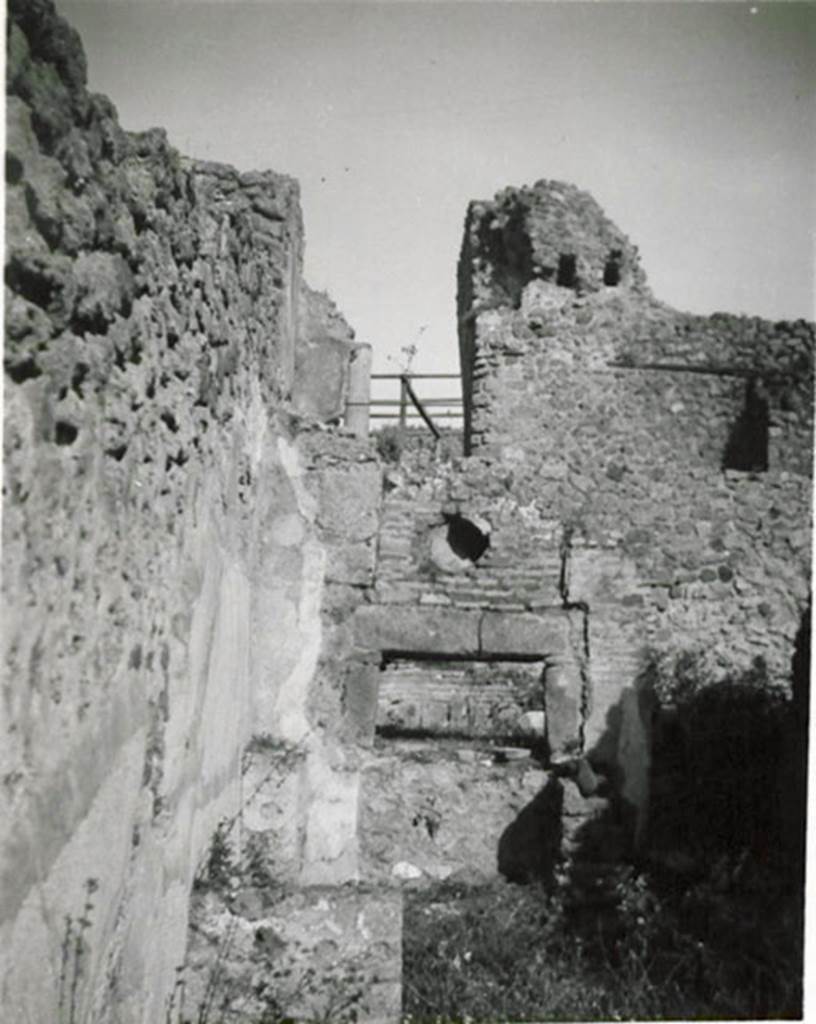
[56,0,815,405]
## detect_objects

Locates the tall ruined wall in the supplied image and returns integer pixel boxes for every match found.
[455,180,812,821]
[457,179,649,445]
[2,2,378,1020]
[459,182,812,473]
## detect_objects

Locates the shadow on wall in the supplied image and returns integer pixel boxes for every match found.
[494,609,810,889]
[497,776,563,886]
[787,599,810,890]
[478,624,810,1017]
[647,635,808,880]
[478,203,534,309]
[723,377,770,471]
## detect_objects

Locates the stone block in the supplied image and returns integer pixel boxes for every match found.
[325,538,376,586]
[292,336,352,421]
[353,606,481,656]
[317,462,381,542]
[480,609,570,656]
[544,659,584,762]
[342,662,381,743]
[582,643,645,764]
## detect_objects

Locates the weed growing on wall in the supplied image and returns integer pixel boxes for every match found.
[165,965,187,1024]
[192,737,306,897]
[375,425,405,464]
[58,877,99,1024]
[170,915,369,1024]
[176,743,372,1024]
[191,917,239,1024]
[197,820,235,894]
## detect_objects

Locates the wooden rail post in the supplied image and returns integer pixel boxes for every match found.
[401,374,441,440]
[399,377,408,428]
[344,343,372,437]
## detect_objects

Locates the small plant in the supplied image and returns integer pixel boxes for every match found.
[58,877,99,1024]
[164,964,187,1024]
[178,926,369,1024]
[193,917,239,1024]
[400,341,419,374]
[375,424,404,463]
[287,953,368,1024]
[194,820,235,895]
[243,833,277,891]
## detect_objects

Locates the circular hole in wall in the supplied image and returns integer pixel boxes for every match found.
[427,512,491,574]
[444,513,490,563]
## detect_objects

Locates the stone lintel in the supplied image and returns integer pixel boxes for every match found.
[353,606,481,656]
[355,606,579,661]
[480,609,571,657]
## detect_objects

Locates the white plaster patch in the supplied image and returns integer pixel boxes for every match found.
[519,710,546,736]
[286,537,326,732]
[270,513,305,548]
[299,740,360,885]
[391,861,423,880]
[356,909,371,940]
[242,382,270,477]
[256,440,326,745]
[277,437,317,521]
[197,562,252,787]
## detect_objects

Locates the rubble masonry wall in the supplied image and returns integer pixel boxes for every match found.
[3,1,380,1019]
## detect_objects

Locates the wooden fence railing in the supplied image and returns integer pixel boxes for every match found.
[365,373,463,438]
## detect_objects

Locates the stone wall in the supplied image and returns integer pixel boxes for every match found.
[2,2,381,1020]
[459,182,812,475]
[295,285,366,425]
[5,4,811,1016]
[455,179,813,836]
[348,446,589,890]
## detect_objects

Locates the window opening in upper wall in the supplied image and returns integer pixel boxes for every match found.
[556,254,577,288]
[604,249,622,286]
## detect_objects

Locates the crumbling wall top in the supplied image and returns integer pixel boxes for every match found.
[461,179,649,312]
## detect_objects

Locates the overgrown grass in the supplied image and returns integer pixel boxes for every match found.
[402,859,804,1022]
